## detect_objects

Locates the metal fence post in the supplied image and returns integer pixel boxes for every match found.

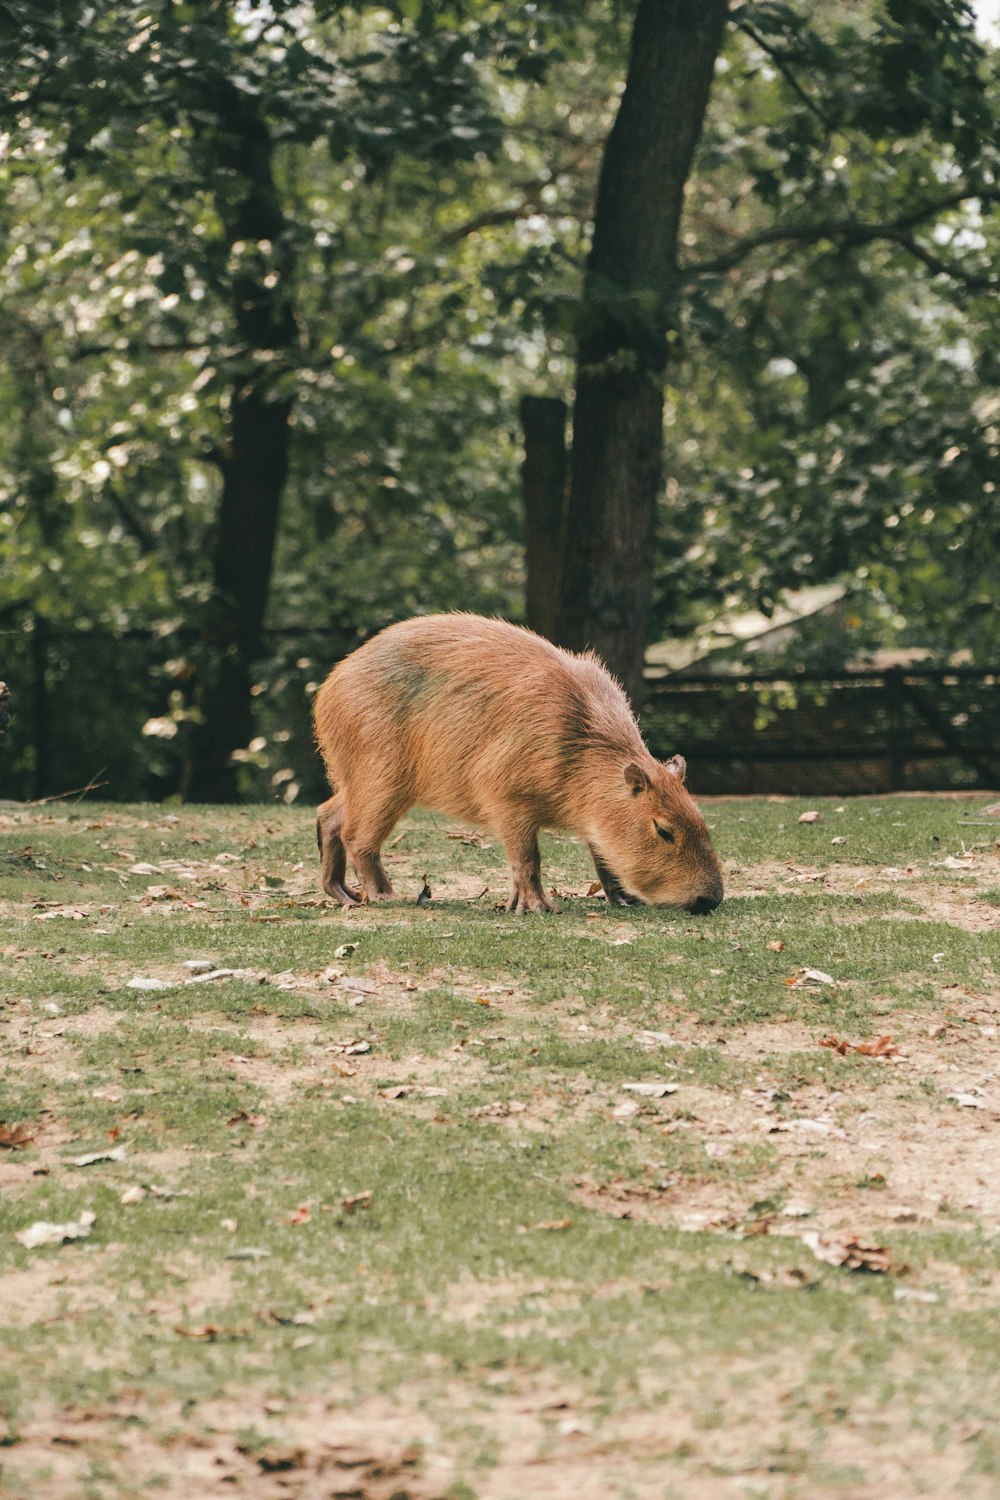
[31,614,50,799]
[885,667,905,791]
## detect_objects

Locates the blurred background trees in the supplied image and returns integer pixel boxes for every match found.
[1,0,997,800]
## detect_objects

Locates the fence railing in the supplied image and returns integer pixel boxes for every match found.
[1,619,998,800]
[642,665,999,795]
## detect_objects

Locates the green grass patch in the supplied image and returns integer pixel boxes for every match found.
[1,794,999,1497]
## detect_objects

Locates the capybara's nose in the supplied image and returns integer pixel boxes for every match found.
[689,892,721,915]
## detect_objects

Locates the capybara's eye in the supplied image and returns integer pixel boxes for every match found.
[655,825,675,844]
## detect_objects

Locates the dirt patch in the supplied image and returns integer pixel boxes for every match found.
[573,1012,1000,1246]
[5,1369,996,1500]
[732,855,1000,932]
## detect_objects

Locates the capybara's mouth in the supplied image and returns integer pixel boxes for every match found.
[686,892,722,915]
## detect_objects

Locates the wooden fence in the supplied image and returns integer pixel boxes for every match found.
[642,666,999,795]
[1,621,997,799]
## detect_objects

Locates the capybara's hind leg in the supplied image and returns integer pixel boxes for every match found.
[342,788,408,902]
[317,794,361,907]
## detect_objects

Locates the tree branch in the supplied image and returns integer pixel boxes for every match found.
[683,189,1000,289]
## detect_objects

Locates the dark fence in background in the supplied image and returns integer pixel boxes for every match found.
[1,620,998,801]
[643,666,999,795]
[0,621,353,805]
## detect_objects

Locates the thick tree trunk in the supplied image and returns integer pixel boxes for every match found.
[183,105,297,802]
[558,0,729,706]
[520,394,568,642]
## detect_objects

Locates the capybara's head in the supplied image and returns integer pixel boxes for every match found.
[599,755,724,913]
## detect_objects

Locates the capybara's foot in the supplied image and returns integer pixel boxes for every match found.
[506,887,558,915]
[324,878,362,907]
[606,887,641,907]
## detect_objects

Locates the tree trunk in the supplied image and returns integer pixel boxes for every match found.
[520,394,568,641]
[558,0,729,706]
[183,103,297,802]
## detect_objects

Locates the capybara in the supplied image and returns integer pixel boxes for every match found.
[313,614,723,914]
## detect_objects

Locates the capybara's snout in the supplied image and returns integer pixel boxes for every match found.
[687,890,723,915]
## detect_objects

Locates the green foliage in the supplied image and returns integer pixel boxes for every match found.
[0,0,997,799]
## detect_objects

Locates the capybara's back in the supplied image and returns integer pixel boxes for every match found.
[313,614,723,915]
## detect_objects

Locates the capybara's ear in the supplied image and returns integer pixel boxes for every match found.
[624,762,651,796]
[664,754,687,782]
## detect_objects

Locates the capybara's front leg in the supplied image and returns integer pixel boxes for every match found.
[317,795,362,907]
[588,844,641,907]
[498,820,557,914]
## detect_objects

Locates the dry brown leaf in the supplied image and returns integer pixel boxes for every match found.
[802,1231,906,1274]
[767,940,785,953]
[445,830,493,848]
[798,810,822,824]
[227,1110,267,1128]
[342,1190,374,1216]
[284,1204,311,1225]
[517,1219,573,1234]
[819,1034,898,1057]
[0,1122,35,1149]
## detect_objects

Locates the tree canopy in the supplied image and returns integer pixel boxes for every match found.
[1,0,997,797]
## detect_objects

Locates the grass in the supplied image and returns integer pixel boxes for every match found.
[1,793,999,1498]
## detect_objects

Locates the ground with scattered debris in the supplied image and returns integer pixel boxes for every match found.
[1,794,998,1498]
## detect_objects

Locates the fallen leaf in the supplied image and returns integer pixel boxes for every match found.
[786,967,837,989]
[341,1190,374,1215]
[16,1210,96,1249]
[72,1145,127,1167]
[120,1185,146,1205]
[517,1219,572,1234]
[770,1117,846,1139]
[831,836,847,846]
[333,943,357,959]
[767,940,785,953]
[284,1204,311,1225]
[586,881,603,897]
[0,1122,35,1149]
[227,1110,266,1128]
[798,811,822,824]
[801,1231,905,1274]
[819,1035,899,1058]
[622,1082,678,1098]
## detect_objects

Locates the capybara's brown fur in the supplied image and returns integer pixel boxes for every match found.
[313,615,723,914]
